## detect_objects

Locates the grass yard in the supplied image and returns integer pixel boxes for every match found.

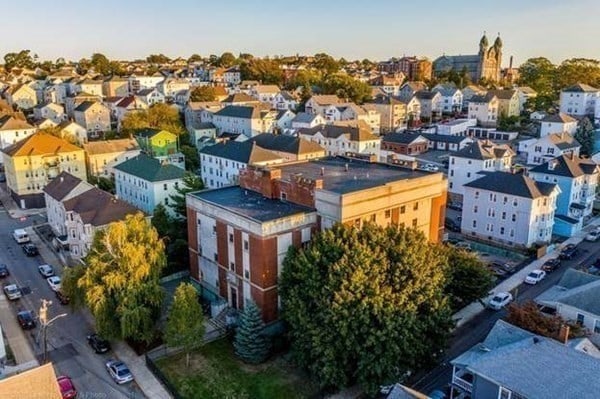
[156,338,320,399]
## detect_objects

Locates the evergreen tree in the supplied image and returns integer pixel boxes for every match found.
[574,117,595,156]
[233,301,270,364]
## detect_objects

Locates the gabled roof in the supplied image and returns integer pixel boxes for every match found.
[74,101,104,113]
[135,128,174,139]
[0,114,34,130]
[547,132,581,150]
[113,153,185,182]
[421,133,471,144]
[2,132,82,157]
[253,85,280,94]
[400,81,427,92]
[214,105,272,119]
[221,93,258,104]
[298,122,378,142]
[292,112,321,124]
[308,95,345,106]
[529,154,599,178]
[487,89,517,100]
[562,83,599,93]
[454,139,514,160]
[465,171,557,199]
[382,132,427,145]
[249,133,325,156]
[43,171,89,201]
[63,186,139,226]
[541,112,577,124]
[452,320,600,399]
[470,92,497,103]
[200,140,282,164]
[83,138,139,155]
[414,90,440,100]
[0,363,62,399]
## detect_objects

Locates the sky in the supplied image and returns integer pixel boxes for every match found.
[2,0,599,66]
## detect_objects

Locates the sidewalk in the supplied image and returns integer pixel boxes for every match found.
[453,217,600,328]
[0,295,38,366]
[0,183,45,220]
[28,224,173,399]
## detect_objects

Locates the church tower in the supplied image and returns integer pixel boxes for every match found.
[477,32,502,82]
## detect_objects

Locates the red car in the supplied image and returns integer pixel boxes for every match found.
[57,375,77,399]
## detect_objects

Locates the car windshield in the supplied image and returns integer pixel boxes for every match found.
[528,272,539,278]
[492,295,504,302]
[117,367,130,376]
[6,286,17,293]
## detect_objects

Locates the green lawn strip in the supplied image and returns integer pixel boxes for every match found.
[156,338,318,399]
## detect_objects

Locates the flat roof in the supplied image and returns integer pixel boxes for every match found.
[189,186,315,222]
[278,157,432,194]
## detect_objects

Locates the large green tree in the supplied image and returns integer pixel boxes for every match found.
[169,172,204,219]
[280,223,453,394]
[90,53,111,75]
[574,116,595,156]
[146,54,171,64]
[312,53,341,75]
[556,58,600,90]
[233,301,270,364]
[165,282,205,366]
[320,73,372,104]
[3,50,35,71]
[121,103,185,136]
[444,249,495,311]
[239,58,284,85]
[77,213,166,343]
[189,86,216,102]
[518,57,557,97]
[217,52,237,68]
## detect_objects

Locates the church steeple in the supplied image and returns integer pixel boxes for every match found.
[479,31,489,53]
[494,33,503,49]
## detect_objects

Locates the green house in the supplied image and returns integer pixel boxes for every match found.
[135,128,179,157]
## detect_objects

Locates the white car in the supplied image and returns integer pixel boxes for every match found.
[3,284,22,300]
[425,163,440,171]
[488,292,513,310]
[524,269,546,285]
[585,231,600,242]
[47,276,62,292]
[38,264,54,278]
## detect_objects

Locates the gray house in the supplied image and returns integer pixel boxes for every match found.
[451,320,600,399]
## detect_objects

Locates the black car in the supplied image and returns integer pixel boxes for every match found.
[0,264,8,278]
[22,243,39,257]
[17,310,36,330]
[87,333,111,354]
[55,290,70,305]
[542,258,561,272]
[559,244,578,260]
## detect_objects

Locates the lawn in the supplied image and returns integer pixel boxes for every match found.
[155,338,320,399]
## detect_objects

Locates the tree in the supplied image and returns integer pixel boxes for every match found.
[320,73,372,104]
[233,301,270,364]
[217,52,237,68]
[77,213,165,343]
[444,249,495,311]
[556,58,600,90]
[151,203,172,238]
[497,115,521,131]
[280,223,453,394]
[181,144,200,171]
[169,172,204,219]
[3,50,35,71]
[518,57,557,97]
[239,59,284,85]
[164,282,205,366]
[189,86,216,102]
[187,54,203,63]
[574,117,595,156]
[506,301,585,339]
[121,103,184,136]
[90,53,111,75]
[146,54,171,64]
[87,175,116,194]
[312,53,340,75]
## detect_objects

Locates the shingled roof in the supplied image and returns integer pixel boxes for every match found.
[529,154,599,178]
[83,138,139,155]
[465,171,557,199]
[0,114,34,130]
[249,133,325,156]
[541,112,577,124]
[63,186,139,226]
[214,105,271,119]
[114,153,185,182]
[2,132,82,157]
[562,83,599,93]
[297,122,378,142]
[43,172,91,201]
[200,140,282,164]
[454,139,514,160]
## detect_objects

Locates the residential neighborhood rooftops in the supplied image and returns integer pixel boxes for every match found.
[189,185,315,222]
[536,268,600,316]
[529,154,599,178]
[63,186,139,226]
[249,133,325,156]
[547,132,581,150]
[74,100,101,112]
[2,132,82,157]
[464,171,557,199]
[452,320,600,399]
[83,138,139,155]
[221,93,258,104]
[277,157,432,195]
[382,132,425,145]
[454,139,514,160]
[562,83,599,92]
[541,112,577,124]
[0,363,62,399]
[214,104,272,119]
[298,122,378,142]
[469,92,497,103]
[0,114,34,130]
[114,153,185,182]
[43,172,88,201]
[200,140,282,164]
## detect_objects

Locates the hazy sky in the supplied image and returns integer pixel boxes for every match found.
[2,0,598,66]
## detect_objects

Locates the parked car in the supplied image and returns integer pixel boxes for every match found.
[490,261,516,274]
[22,243,39,257]
[488,292,513,310]
[585,230,600,242]
[105,360,134,384]
[424,163,440,171]
[3,284,21,300]
[444,218,460,232]
[57,375,77,399]
[17,310,36,330]
[47,276,62,292]
[55,290,70,305]
[559,244,578,260]
[38,264,55,278]
[455,241,472,251]
[0,264,9,278]
[487,265,508,277]
[542,258,561,272]
[87,333,111,354]
[525,269,546,285]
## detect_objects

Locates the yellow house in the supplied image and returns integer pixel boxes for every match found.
[2,132,87,208]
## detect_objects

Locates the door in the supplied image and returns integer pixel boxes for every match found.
[230,287,238,309]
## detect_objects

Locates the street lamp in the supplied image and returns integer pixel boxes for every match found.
[39,299,67,363]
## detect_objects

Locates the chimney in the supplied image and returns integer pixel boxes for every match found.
[548,160,557,171]
[558,324,570,344]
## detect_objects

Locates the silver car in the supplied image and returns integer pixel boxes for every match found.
[106,360,134,384]
[3,284,22,300]
[38,264,54,278]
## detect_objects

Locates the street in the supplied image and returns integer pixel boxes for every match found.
[0,206,144,398]
[412,236,600,394]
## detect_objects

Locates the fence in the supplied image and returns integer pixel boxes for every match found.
[145,345,185,399]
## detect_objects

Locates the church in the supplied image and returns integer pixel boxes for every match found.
[433,33,503,82]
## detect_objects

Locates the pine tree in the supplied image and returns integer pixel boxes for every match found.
[233,301,270,364]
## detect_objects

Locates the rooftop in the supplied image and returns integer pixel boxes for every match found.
[249,133,325,155]
[43,172,89,201]
[189,185,315,223]
[465,171,557,199]
[2,132,82,157]
[277,157,433,195]
[529,154,598,178]
[63,186,139,226]
[114,153,185,182]
[200,140,282,164]
[83,138,139,155]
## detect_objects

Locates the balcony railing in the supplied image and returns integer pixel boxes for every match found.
[452,370,473,393]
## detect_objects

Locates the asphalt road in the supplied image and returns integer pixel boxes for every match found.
[412,237,600,394]
[0,207,143,398]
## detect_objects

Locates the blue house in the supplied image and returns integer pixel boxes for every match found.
[528,154,599,237]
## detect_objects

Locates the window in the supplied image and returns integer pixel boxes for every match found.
[163,183,168,191]
[212,225,217,235]
[385,210,391,219]
[229,262,235,271]
[400,205,406,214]
[594,320,600,334]
[370,214,376,222]
[229,233,234,243]
[243,240,249,251]
[413,202,419,211]
[472,220,477,228]
[475,191,479,199]
[412,218,418,227]
[213,253,218,262]
[512,214,516,222]
[474,205,478,213]
[280,192,287,201]
[577,313,585,326]
[500,227,505,235]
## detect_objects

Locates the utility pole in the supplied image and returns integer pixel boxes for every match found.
[39,299,67,363]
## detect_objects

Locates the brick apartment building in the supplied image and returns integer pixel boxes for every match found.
[186,157,447,322]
